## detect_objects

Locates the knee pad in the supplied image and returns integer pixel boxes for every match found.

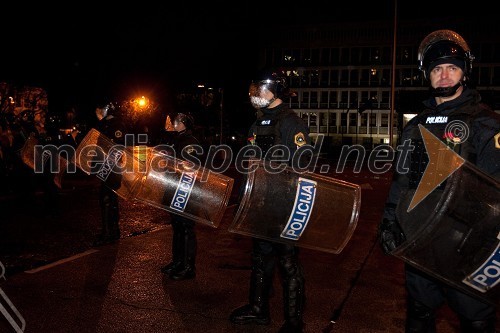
[278,255,305,293]
[279,254,301,276]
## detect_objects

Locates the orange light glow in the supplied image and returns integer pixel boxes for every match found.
[137,96,148,107]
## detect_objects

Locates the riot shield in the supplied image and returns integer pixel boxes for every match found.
[74,128,234,228]
[20,133,39,170]
[229,159,361,254]
[394,161,500,305]
[74,128,142,199]
[133,148,234,228]
[20,134,71,189]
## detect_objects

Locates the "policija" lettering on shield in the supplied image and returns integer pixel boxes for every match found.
[97,148,124,182]
[170,171,197,212]
[280,177,317,241]
[463,244,500,293]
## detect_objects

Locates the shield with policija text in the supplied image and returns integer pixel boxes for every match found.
[74,128,143,199]
[133,148,234,228]
[20,133,72,189]
[229,159,361,254]
[73,128,234,228]
[392,125,500,305]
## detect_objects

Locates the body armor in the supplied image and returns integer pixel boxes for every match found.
[407,108,479,190]
[251,106,297,157]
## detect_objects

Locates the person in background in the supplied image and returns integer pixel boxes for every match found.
[160,112,200,280]
[229,70,310,333]
[379,29,499,332]
[94,102,127,245]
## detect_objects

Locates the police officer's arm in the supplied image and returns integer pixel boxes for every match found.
[472,116,500,180]
[379,167,408,254]
[284,116,311,170]
[378,124,412,254]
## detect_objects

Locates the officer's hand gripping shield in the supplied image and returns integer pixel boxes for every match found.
[74,128,234,228]
[394,161,500,305]
[229,159,361,254]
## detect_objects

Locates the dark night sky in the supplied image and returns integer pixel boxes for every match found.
[0,1,487,116]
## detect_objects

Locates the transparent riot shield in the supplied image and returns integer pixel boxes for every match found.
[74,128,142,199]
[20,133,39,170]
[74,128,234,228]
[132,148,234,228]
[394,161,500,305]
[20,134,71,189]
[229,160,361,254]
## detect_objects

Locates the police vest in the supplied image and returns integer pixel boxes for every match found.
[252,108,296,156]
[407,104,487,189]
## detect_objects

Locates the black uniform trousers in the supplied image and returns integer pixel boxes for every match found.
[251,237,305,322]
[405,264,496,328]
[98,182,120,239]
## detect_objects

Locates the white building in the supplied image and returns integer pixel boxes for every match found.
[258,18,500,151]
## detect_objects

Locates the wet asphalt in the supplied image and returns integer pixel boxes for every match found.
[0,163,498,332]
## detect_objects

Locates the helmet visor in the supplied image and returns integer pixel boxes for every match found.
[417,29,473,74]
[249,80,275,98]
[424,41,466,69]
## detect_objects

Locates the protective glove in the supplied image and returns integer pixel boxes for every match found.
[378,218,406,255]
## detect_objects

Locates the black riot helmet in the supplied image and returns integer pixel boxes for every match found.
[249,69,288,109]
[95,102,116,120]
[174,112,194,131]
[417,29,474,81]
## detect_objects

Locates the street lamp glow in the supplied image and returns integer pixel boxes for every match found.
[137,96,148,107]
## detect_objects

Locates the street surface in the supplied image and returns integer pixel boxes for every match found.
[0,160,498,332]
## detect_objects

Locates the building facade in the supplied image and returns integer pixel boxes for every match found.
[258,18,500,151]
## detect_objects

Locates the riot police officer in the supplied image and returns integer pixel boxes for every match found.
[229,70,310,333]
[160,112,200,280]
[94,102,127,245]
[379,30,499,332]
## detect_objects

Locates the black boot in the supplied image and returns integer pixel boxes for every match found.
[459,317,496,333]
[230,304,271,325]
[161,225,183,274]
[169,221,196,281]
[405,297,436,333]
[279,319,303,333]
[229,252,274,325]
[278,251,305,333]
